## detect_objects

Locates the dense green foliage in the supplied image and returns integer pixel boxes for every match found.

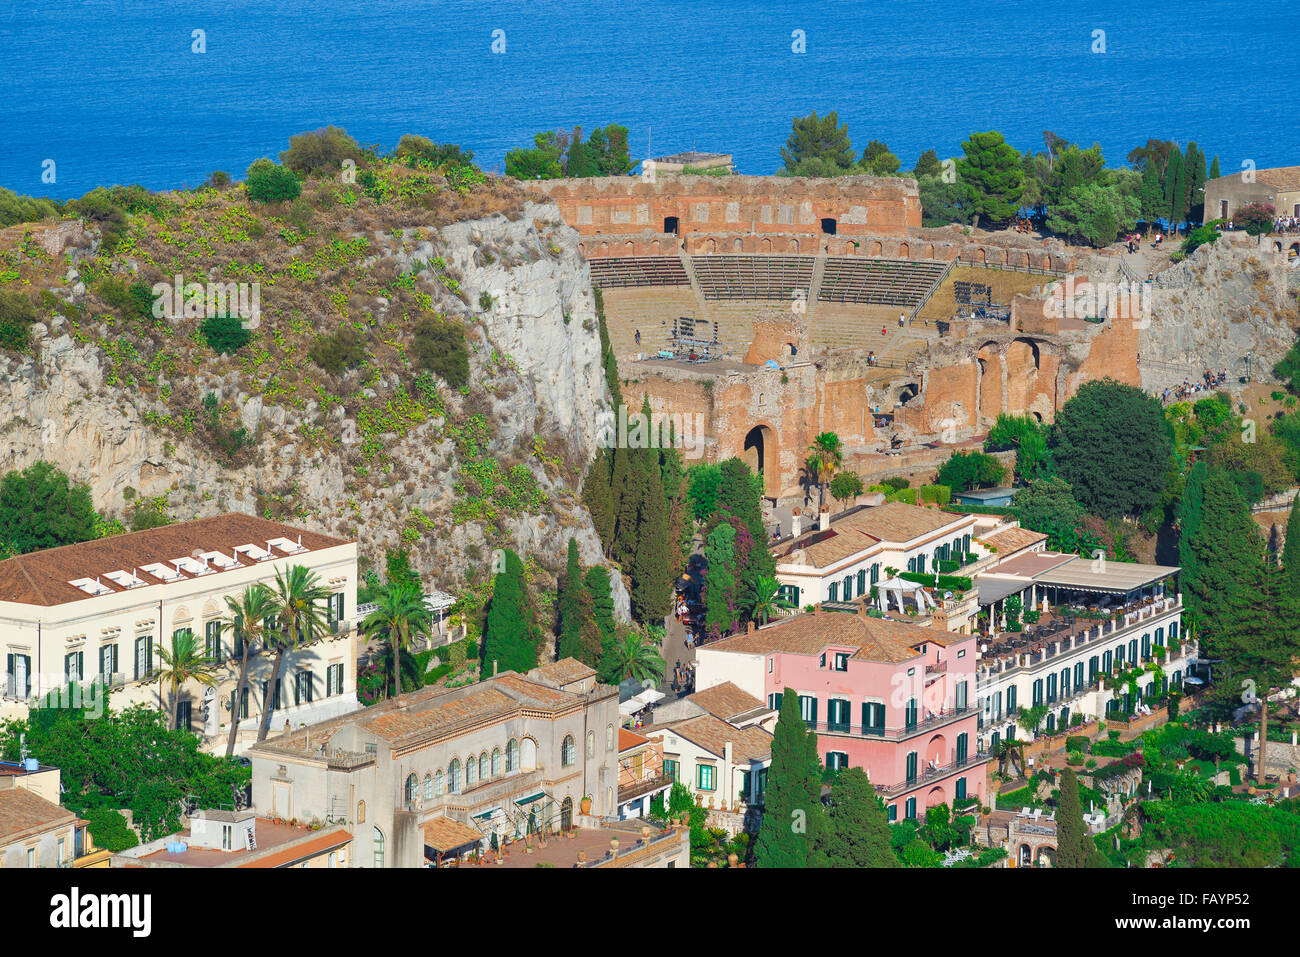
[755,690,827,867]
[937,450,1006,491]
[0,461,97,557]
[957,131,1024,226]
[411,316,469,389]
[308,324,364,374]
[818,767,898,867]
[481,548,541,675]
[0,186,58,227]
[199,312,253,354]
[244,158,302,203]
[0,289,37,351]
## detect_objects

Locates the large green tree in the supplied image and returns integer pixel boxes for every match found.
[755,689,827,867]
[1013,476,1084,534]
[481,549,541,675]
[1180,465,1265,648]
[957,131,1024,226]
[1051,379,1174,519]
[361,578,432,702]
[0,461,98,556]
[818,767,898,867]
[1056,767,1106,867]
[258,565,330,741]
[780,112,855,175]
[937,450,1006,491]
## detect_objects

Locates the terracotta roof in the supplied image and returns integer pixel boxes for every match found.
[364,687,522,744]
[423,817,484,853]
[0,787,75,842]
[706,609,957,664]
[619,728,650,752]
[774,502,968,569]
[658,714,773,763]
[236,827,351,868]
[1256,166,1300,191]
[0,513,352,607]
[688,682,768,722]
[979,527,1047,555]
[529,658,597,687]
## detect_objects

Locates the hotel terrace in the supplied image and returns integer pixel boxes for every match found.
[694,603,984,822]
[771,500,979,612]
[244,658,622,868]
[971,551,1194,752]
[0,514,359,749]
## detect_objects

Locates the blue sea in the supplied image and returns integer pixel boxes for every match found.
[1,0,1294,198]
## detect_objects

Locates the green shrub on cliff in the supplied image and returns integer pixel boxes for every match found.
[244,158,301,204]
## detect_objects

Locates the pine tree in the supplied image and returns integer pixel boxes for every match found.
[755,690,827,867]
[703,522,737,635]
[1215,558,1300,785]
[481,549,540,676]
[1056,767,1102,867]
[819,767,898,867]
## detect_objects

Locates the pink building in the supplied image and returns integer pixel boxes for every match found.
[695,604,986,822]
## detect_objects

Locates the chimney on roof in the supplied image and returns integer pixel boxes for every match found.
[813,603,822,617]
[747,620,756,634]
[819,508,831,532]
[857,600,870,620]
[791,507,801,537]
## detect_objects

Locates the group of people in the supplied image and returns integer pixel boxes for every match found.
[1122,233,1143,253]
[1273,215,1300,234]
[1160,369,1229,403]
[670,659,696,695]
[867,350,878,365]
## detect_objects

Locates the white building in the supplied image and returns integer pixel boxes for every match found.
[0,514,360,752]
[772,501,980,609]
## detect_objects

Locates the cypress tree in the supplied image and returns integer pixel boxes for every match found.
[481,549,540,676]
[1186,142,1207,224]
[755,689,827,867]
[584,565,618,665]
[1283,505,1300,593]
[1209,155,1220,180]
[557,537,589,659]
[703,522,737,635]
[1056,767,1102,867]
[1138,161,1164,225]
[1163,148,1184,228]
[629,460,675,623]
[1181,466,1266,657]
[610,445,644,568]
[819,766,898,867]
[1178,461,1207,629]
[1170,148,1190,231]
[582,449,616,553]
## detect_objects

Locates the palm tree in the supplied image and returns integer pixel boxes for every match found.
[257,564,331,742]
[605,627,666,686]
[805,432,843,518]
[222,583,276,757]
[745,575,791,626]
[361,578,432,703]
[155,628,220,731]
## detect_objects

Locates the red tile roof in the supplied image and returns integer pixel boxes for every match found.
[0,513,351,607]
[0,787,76,842]
[619,728,650,752]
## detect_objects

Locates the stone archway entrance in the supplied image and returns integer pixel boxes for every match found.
[742,424,780,498]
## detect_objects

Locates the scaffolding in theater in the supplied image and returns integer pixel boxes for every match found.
[657,315,723,362]
[952,280,1010,322]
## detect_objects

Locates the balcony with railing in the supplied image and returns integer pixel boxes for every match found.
[809,706,974,742]
[875,749,990,797]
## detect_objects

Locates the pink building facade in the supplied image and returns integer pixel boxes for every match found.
[695,606,987,822]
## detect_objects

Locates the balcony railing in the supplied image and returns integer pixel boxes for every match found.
[808,707,973,741]
[876,750,990,797]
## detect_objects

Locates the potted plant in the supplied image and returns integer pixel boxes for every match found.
[580,794,592,815]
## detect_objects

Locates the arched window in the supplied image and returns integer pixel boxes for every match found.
[357,800,366,823]
[423,773,433,800]
[506,739,519,772]
[466,754,478,788]
[491,748,502,777]
[404,773,418,805]
[606,725,614,750]
[449,759,462,794]
[562,734,576,767]
[373,827,385,868]
[434,770,444,797]
[586,731,595,758]
[478,751,489,781]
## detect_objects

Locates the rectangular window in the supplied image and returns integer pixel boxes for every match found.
[1089,656,1099,681]
[828,582,838,602]
[1074,662,1084,689]
[1006,685,1018,715]
[697,764,716,791]
[768,657,773,674]
[99,644,118,683]
[1032,679,1043,707]
[222,825,232,850]
[956,681,968,712]
[888,804,898,822]
[905,751,918,782]
[205,620,222,661]
[956,732,968,764]
[799,695,817,727]
[777,584,800,608]
[177,700,192,732]
[1061,667,1071,697]
[64,651,84,684]
[57,838,65,865]
[663,759,680,782]
[827,698,850,733]
[1115,644,1125,667]
[905,797,917,820]
[1046,674,1056,704]
[326,663,343,697]
[231,686,249,720]
[1141,634,1150,660]
[861,702,885,735]
[833,652,849,672]
[826,751,849,770]
[1103,650,1112,673]
[327,592,345,628]
[263,678,282,712]
[955,777,967,800]
[295,670,313,705]
[905,698,917,729]
[134,636,152,681]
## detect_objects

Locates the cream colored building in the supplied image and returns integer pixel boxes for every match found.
[0,514,359,752]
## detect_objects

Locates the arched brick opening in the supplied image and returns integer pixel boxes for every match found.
[870,240,883,256]
[899,241,911,258]
[926,734,947,766]
[742,424,781,498]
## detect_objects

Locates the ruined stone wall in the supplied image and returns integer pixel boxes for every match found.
[526,175,920,238]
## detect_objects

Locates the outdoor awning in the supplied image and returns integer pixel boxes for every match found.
[619,700,644,717]
[632,689,666,707]
[975,576,1030,607]
[1028,557,1179,595]
[423,818,483,853]
[514,791,546,806]
[472,807,500,820]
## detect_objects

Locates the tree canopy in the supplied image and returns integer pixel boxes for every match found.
[0,461,98,557]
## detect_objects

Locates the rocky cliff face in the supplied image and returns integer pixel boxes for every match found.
[0,199,629,619]
[1128,234,1300,390]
